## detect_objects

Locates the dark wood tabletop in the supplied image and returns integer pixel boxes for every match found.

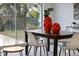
[26,29,73,39]
[25,29,74,56]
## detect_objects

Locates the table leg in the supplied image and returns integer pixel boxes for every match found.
[53,39,58,56]
[47,38,50,52]
[25,31,28,55]
[25,45,28,55]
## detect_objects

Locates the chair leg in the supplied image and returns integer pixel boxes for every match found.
[36,47,38,55]
[34,46,35,56]
[73,49,75,56]
[19,51,23,56]
[43,46,45,53]
[77,48,79,53]
[34,46,37,56]
[64,48,66,56]
[28,46,32,55]
[0,50,1,56]
[41,40,45,54]
[77,48,79,55]
[40,47,42,56]
[68,49,71,56]
[59,47,62,56]
[45,46,48,56]
[3,51,8,56]
[35,47,38,56]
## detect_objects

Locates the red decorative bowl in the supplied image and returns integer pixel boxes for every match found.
[52,23,61,34]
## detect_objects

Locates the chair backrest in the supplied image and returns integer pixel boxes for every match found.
[68,33,79,48]
[27,32,38,45]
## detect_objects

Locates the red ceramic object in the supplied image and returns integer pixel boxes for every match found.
[44,16,52,33]
[52,23,61,34]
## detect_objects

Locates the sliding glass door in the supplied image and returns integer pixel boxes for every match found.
[16,3,43,41]
[26,3,42,30]
[0,3,16,38]
[0,3,43,41]
[16,3,27,41]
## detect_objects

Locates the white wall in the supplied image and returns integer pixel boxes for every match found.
[44,3,56,21]
[54,3,73,30]
[44,3,73,30]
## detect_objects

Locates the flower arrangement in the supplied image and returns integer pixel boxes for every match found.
[26,7,40,19]
[44,8,54,17]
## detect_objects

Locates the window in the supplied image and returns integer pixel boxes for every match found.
[0,3,16,38]
[26,3,42,29]
[0,3,44,41]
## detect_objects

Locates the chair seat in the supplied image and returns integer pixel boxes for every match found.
[58,39,71,42]
[63,43,79,49]
[3,46,24,53]
[29,43,46,47]
[63,46,79,49]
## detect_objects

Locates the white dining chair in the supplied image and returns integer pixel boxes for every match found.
[58,38,71,56]
[28,36,46,55]
[27,32,47,56]
[59,33,79,56]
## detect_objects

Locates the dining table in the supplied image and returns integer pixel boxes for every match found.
[25,29,73,56]
[0,34,27,51]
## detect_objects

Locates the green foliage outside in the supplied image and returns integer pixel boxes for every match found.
[0,3,40,39]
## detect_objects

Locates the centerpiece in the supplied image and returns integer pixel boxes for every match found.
[44,8,54,33]
[52,22,61,34]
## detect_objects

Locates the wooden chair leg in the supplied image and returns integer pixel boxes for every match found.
[64,49,66,56]
[41,40,45,53]
[0,51,1,56]
[68,49,71,56]
[43,46,45,53]
[36,47,38,54]
[59,47,62,56]
[73,49,75,56]
[28,46,32,55]
[19,51,23,56]
[77,48,79,54]
[40,47,42,56]
[34,46,35,56]
[3,51,8,56]
[77,48,79,53]
[34,46,37,56]
[45,46,48,56]
[76,48,79,56]
[35,47,38,56]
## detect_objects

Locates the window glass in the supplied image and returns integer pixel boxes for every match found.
[0,3,16,38]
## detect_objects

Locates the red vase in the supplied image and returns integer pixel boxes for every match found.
[52,23,61,34]
[44,16,52,33]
